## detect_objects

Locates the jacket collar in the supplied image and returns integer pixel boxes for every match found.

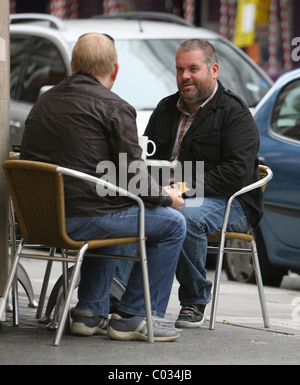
[207,80,227,111]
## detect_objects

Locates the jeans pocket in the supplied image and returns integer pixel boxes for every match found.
[227,216,249,233]
[66,217,113,240]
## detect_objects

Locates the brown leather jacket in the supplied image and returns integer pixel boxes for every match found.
[20,73,172,217]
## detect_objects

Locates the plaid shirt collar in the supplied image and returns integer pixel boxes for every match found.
[170,83,219,163]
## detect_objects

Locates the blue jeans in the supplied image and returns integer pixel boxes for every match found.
[66,204,186,318]
[176,197,249,307]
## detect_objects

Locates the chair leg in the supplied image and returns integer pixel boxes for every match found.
[43,266,80,328]
[139,239,154,343]
[17,263,38,309]
[8,198,19,326]
[0,240,24,323]
[250,240,270,328]
[36,251,55,319]
[46,283,65,331]
[209,233,226,330]
[111,278,126,301]
[12,275,19,326]
[61,249,70,333]
[53,244,88,347]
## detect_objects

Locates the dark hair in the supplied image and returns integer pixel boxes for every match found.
[177,39,218,68]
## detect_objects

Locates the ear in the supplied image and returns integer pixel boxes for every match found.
[211,62,219,80]
[111,62,119,81]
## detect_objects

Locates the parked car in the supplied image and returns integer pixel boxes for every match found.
[224,69,300,287]
[9,12,273,150]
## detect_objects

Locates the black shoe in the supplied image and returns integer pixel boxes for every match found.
[175,304,207,328]
[71,308,108,336]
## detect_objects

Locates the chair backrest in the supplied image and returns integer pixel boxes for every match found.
[2,160,83,250]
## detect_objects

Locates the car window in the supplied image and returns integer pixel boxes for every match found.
[10,35,32,99]
[113,39,178,109]
[211,40,270,108]
[11,36,67,104]
[270,79,300,142]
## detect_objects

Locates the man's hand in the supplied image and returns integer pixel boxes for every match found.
[163,186,185,210]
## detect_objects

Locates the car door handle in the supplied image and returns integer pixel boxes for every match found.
[10,120,22,129]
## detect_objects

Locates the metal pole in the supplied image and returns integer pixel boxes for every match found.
[220,0,229,38]
[0,0,10,316]
[269,0,278,76]
[279,0,292,72]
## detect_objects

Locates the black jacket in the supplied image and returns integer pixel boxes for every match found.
[145,81,263,227]
[20,73,172,217]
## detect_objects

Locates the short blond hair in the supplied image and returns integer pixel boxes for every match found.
[71,33,118,77]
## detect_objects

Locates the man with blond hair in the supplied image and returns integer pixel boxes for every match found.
[20,33,186,342]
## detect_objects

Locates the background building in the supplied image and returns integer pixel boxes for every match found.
[9,0,300,78]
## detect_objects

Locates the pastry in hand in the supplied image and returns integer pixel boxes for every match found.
[174,182,190,194]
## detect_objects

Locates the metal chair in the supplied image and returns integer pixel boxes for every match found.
[207,165,273,330]
[7,197,38,324]
[0,160,153,346]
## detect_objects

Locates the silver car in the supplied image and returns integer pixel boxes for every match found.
[9,12,273,150]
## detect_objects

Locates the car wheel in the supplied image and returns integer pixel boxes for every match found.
[224,239,256,284]
[224,229,286,287]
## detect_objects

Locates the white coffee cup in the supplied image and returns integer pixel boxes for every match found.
[138,136,156,160]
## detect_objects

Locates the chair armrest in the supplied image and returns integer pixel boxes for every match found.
[220,166,273,234]
[229,166,273,200]
[56,166,146,241]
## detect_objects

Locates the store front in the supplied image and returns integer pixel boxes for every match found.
[9,0,299,77]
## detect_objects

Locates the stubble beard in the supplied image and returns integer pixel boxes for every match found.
[179,82,213,107]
